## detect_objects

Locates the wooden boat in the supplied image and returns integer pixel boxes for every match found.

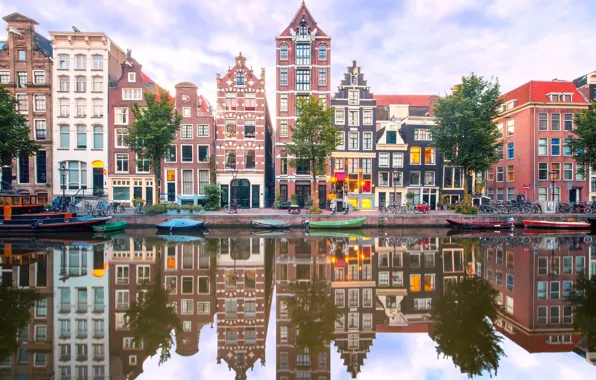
[155,218,205,231]
[93,221,127,232]
[251,220,292,229]
[446,218,514,229]
[306,217,367,230]
[523,219,590,230]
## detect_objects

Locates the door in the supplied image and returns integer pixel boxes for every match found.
[569,188,578,203]
[252,185,260,208]
[92,168,103,195]
[231,179,250,208]
[379,192,386,207]
[295,184,311,208]
[145,187,153,205]
[167,183,175,202]
[221,185,229,208]
[318,184,326,209]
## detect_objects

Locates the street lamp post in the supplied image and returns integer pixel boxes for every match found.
[59,164,68,211]
[549,169,557,204]
[392,170,398,206]
[231,167,238,213]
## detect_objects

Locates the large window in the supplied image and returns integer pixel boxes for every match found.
[122,88,142,101]
[180,125,192,139]
[34,95,46,112]
[409,171,421,186]
[76,99,86,117]
[280,68,288,85]
[379,152,389,167]
[115,129,129,148]
[318,44,327,60]
[410,147,421,164]
[538,138,548,156]
[165,145,176,162]
[76,125,87,148]
[348,131,358,150]
[551,138,561,155]
[16,94,28,112]
[92,76,103,92]
[236,72,244,86]
[36,151,47,184]
[363,132,373,150]
[296,44,310,65]
[279,44,288,60]
[93,126,103,149]
[348,110,359,126]
[116,154,129,173]
[348,90,359,105]
[35,120,47,140]
[75,76,86,92]
[424,148,435,164]
[244,120,256,138]
[181,145,193,162]
[507,142,514,159]
[182,170,193,194]
[564,113,573,131]
[197,124,209,137]
[280,94,288,112]
[225,151,236,169]
[198,170,209,195]
[318,67,327,86]
[245,150,256,169]
[61,161,87,189]
[296,69,310,91]
[92,99,103,117]
[34,70,46,85]
[538,112,548,131]
[60,126,70,149]
[444,167,463,188]
[18,155,29,183]
[17,72,27,88]
[198,145,209,163]
[551,113,561,131]
[507,165,514,181]
[92,55,103,70]
[136,155,149,173]
[75,55,87,70]
[59,76,69,92]
[563,163,573,181]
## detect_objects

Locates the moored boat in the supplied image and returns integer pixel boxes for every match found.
[523,219,590,230]
[251,220,292,229]
[589,218,596,232]
[446,218,514,230]
[155,218,206,231]
[306,217,367,230]
[93,221,127,232]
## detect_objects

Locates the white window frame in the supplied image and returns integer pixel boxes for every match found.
[197,124,209,137]
[180,124,193,139]
[348,110,359,126]
[348,131,359,150]
[115,154,129,173]
[181,144,193,163]
[335,109,345,124]
[348,90,359,105]
[128,72,136,83]
[122,88,142,101]
[182,107,191,117]
[115,129,129,148]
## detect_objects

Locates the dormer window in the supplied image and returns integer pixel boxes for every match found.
[548,93,572,102]
[299,17,309,37]
[280,44,288,60]
[128,72,136,83]
[318,44,327,60]
[236,72,245,86]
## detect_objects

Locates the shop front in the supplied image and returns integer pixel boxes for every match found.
[331,170,374,211]
[109,176,154,205]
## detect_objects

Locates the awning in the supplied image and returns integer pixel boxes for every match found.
[335,172,346,181]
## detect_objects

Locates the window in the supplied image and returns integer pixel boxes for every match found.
[537,281,547,299]
[551,162,560,180]
[30,94,43,111]
[181,125,192,139]
[116,154,129,173]
[360,110,373,126]
[296,43,310,65]
[348,289,359,307]
[75,54,87,70]
[362,158,371,174]
[236,71,244,86]
[409,171,421,186]
[348,90,359,105]
[245,150,256,169]
[564,138,572,156]
[92,76,103,92]
[424,274,435,291]
[92,99,103,117]
[576,256,585,274]
[551,113,561,131]
[296,69,310,91]
[410,147,421,164]
[181,299,193,314]
[563,305,573,324]
[123,88,142,100]
[0,71,9,84]
[506,119,514,136]
[348,131,359,150]
[17,71,27,88]
[564,113,573,130]
[361,131,373,150]
[379,152,389,167]
[563,163,573,181]
[34,71,46,85]
[348,313,359,329]
[335,290,345,307]
[181,107,191,117]
[318,44,327,60]
[279,44,288,60]
[93,126,103,149]
[550,281,560,299]
[550,306,560,324]
[507,165,514,181]
[280,94,288,111]
[552,138,561,155]
[16,94,28,112]
[75,76,86,92]
[197,146,210,164]
[115,107,128,125]
[59,126,70,149]
[318,67,327,86]
[506,274,514,291]
[182,170,193,194]
[181,145,193,162]
[538,162,548,180]
[34,352,46,367]
[280,68,288,85]
[194,124,209,137]
[76,99,86,117]
[391,153,403,168]
[280,121,288,138]
[225,150,236,169]
[537,306,547,324]
[244,119,256,138]
[414,128,432,140]
[496,167,504,182]
[76,125,87,148]
[34,120,47,141]
[507,142,514,159]
[114,129,129,149]
[424,171,435,186]
[335,109,345,124]
[128,72,136,82]
[424,147,436,164]
[538,112,548,130]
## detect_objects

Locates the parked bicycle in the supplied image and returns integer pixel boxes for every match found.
[227,200,244,214]
[134,203,145,214]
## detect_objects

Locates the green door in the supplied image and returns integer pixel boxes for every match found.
[231,179,251,208]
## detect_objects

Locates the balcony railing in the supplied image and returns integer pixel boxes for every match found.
[76,354,88,361]
[60,354,71,361]
[77,304,88,313]
[77,331,88,339]
[94,331,105,339]
[60,332,70,339]
[93,304,104,313]
[60,304,70,313]
[93,354,104,361]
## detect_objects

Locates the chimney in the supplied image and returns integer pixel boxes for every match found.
[126,49,132,59]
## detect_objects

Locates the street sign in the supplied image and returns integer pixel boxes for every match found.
[523,185,530,190]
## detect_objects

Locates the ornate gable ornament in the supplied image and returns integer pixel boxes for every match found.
[2,12,39,25]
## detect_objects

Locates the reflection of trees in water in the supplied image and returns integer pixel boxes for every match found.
[568,274,596,339]
[430,276,505,378]
[126,282,182,365]
[287,277,342,355]
[0,285,42,361]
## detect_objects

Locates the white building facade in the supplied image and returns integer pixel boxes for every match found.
[50,31,126,196]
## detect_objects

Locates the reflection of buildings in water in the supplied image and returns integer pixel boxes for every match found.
[0,240,53,378]
[216,237,274,379]
[52,239,110,380]
[276,237,331,380]
[161,240,217,358]
[108,237,158,379]
[480,236,587,354]
[330,237,468,378]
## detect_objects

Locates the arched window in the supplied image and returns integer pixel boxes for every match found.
[318,44,327,60]
[280,44,288,60]
[236,72,244,86]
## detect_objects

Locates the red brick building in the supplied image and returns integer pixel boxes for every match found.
[163,82,215,204]
[0,12,53,197]
[486,80,590,203]
[275,2,331,207]
[107,51,166,205]
[215,53,272,209]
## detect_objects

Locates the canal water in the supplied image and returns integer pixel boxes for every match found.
[1,228,595,379]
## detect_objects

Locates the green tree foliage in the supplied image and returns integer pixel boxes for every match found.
[285,96,335,207]
[433,74,503,202]
[430,276,505,378]
[0,86,40,172]
[567,274,596,337]
[287,277,342,355]
[126,89,181,204]
[125,282,182,365]
[0,285,42,361]
[204,184,222,211]
[567,103,596,176]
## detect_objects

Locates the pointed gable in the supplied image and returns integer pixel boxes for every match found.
[333,60,374,100]
[216,52,264,91]
[2,12,39,25]
[278,1,327,37]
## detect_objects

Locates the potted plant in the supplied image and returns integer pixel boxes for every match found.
[179,204,192,215]
[191,205,204,215]
[405,191,415,205]
[132,198,145,207]
[290,194,298,206]
[166,204,179,215]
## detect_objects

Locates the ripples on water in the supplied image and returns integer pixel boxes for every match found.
[1,228,595,379]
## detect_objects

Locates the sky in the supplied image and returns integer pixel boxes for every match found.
[4,0,596,128]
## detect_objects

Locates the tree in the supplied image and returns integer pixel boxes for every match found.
[430,276,505,378]
[567,103,596,177]
[0,285,42,361]
[125,282,182,365]
[287,277,342,355]
[433,74,503,202]
[127,89,181,205]
[0,86,40,187]
[567,274,596,337]
[285,95,335,209]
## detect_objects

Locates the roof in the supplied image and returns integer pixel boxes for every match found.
[198,94,212,113]
[34,32,52,57]
[175,82,197,89]
[500,80,589,106]
[374,94,434,107]
[278,1,327,37]
[2,12,38,25]
[141,72,174,103]
[0,41,5,50]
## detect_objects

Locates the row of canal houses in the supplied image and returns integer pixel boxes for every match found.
[1,234,595,378]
